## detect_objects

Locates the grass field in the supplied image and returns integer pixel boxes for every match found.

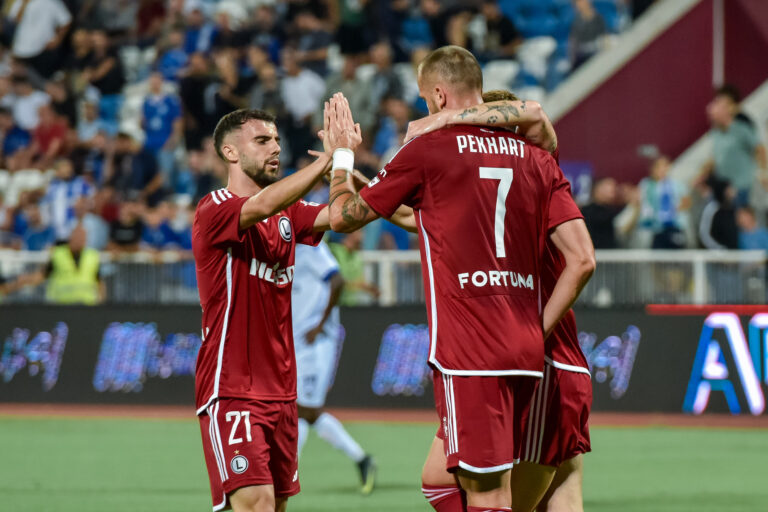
[1,415,767,512]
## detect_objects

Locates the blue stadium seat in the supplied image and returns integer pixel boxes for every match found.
[592,0,620,32]
[517,13,559,39]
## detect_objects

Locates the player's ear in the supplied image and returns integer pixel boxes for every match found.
[220,140,238,164]
[435,86,447,110]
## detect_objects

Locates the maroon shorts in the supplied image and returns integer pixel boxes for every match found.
[433,371,537,473]
[522,363,592,467]
[199,398,300,510]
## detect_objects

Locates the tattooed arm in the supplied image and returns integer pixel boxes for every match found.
[405,100,558,154]
[328,169,381,232]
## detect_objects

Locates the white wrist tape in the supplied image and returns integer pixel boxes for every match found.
[332,148,354,173]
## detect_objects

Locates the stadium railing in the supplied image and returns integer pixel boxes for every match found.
[0,249,765,307]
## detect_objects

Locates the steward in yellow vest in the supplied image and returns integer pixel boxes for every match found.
[45,226,102,305]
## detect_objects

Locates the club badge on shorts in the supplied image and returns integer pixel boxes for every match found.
[278,217,292,242]
[230,455,249,474]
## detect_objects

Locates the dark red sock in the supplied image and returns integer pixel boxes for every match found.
[466,507,512,512]
[422,484,465,512]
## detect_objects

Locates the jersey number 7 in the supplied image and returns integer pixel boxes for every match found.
[479,167,514,258]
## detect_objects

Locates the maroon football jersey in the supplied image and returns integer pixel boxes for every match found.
[192,188,324,413]
[360,126,582,375]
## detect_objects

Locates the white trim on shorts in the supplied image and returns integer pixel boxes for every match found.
[457,460,516,473]
[545,356,591,376]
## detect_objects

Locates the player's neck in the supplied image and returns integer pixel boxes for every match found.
[444,92,484,111]
[227,168,264,197]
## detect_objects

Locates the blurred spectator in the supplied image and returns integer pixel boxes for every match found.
[249,59,289,123]
[86,0,139,40]
[105,132,164,205]
[330,230,380,306]
[73,196,109,250]
[142,71,183,183]
[336,0,373,56]
[699,177,738,250]
[83,30,126,133]
[10,75,50,131]
[64,28,93,74]
[183,2,217,54]
[29,103,67,169]
[0,107,32,170]
[570,0,607,69]
[281,46,325,165]
[179,52,216,150]
[420,0,449,48]
[368,41,404,107]
[293,9,332,77]
[638,156,689,249]
[317,54,375,132]
[581,177,622,249]
[2,224,104,304]
[736,206,768,251]
[157,29,190,82]
[373,97,411,158]
[246,4,284,63]
[476,0,522,61]
[77,101,112,142]
[185,146,223,202]
[45,74,78,128]
[8,0,72,78]
[136,0,167,47]
[108,199,144,253]
[19,203,55,250]
[702,85,767,208]
[42,158,93,242]
[141,202,178,250]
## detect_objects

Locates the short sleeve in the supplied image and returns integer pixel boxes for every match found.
[195,193,249,247]
[288,199,325,246]
[736,121,759,151]
[546,159,583,231]
[53,0,72,25]
[359,138,424,218]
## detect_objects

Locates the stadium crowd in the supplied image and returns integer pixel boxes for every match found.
[2,0,765,260]
[0,0,645,258]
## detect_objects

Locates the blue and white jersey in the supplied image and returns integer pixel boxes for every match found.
[42,177,94,241]
[143,93,181,151]
[291,241,341,345]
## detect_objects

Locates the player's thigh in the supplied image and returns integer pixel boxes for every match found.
[457,468,512,508]
[275,497,288,512]
[422,434,456,486]
[510,461,556,512]
[538,455,584,512]
[229,484,275,512]
[269,400,301,499]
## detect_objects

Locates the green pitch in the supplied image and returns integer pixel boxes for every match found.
[0,416,766,512]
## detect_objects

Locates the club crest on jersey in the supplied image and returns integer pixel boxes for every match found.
[278,216,292,242]
[230,455,249,474]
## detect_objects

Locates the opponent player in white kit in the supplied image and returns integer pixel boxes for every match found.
[291,240,376,494]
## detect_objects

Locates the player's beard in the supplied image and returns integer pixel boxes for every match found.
[241,153,280,188]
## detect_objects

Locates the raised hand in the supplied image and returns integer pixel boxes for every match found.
[324,92,362,152]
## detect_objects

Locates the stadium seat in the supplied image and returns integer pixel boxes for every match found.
[593,0,621,32]
[517,36,557,83]
[483,60,521,91]
[517,13,559,39]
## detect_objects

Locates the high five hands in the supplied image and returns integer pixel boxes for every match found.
[314,92,363,157]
